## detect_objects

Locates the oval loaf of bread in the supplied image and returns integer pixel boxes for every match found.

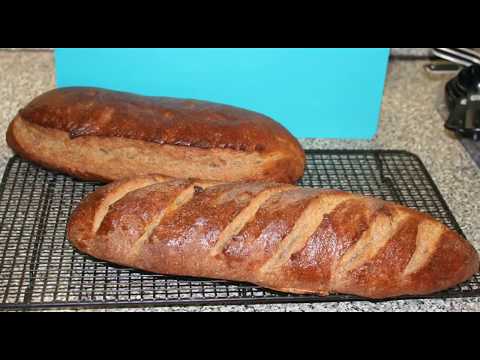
[67,176,479,299]
[7,87,305,184]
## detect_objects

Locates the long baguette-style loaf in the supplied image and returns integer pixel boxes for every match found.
[67,176,479,299]
[7,87,305,184]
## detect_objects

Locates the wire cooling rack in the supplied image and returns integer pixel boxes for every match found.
[0,150,479,310]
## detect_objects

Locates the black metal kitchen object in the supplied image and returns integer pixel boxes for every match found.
[445,64,480,141]
[0,151,479,310]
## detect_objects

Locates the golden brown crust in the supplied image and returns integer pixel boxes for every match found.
[67,178,480,300]
[7,118,112,183]
[9,87,305,183]
[8,116,304,184]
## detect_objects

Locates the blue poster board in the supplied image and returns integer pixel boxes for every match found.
[56,48,390,139]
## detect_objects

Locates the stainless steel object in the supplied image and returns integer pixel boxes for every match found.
[432,48,480,67]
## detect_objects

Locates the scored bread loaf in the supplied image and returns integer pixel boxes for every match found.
[7,87,305,184]
[67,176,479,299]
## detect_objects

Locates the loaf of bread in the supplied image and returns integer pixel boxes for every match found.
[7,87,305,184]
[67,176,479,299]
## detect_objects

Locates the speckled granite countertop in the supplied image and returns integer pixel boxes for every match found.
[1,51,479,312]
[1,48,434,57]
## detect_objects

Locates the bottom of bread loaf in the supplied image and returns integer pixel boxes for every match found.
[67,176,480,300]
[7,116,303,184]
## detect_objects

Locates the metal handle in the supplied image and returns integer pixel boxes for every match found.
[432,48,480,67]
[455,48,480,65]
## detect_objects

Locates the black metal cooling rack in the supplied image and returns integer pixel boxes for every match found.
[0,150,479,311]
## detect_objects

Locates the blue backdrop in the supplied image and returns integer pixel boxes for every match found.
[56,48,390,139]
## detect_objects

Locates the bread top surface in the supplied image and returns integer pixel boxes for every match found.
[18,87,305,156]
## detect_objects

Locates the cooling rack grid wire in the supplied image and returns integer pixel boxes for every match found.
[0,150,479,310]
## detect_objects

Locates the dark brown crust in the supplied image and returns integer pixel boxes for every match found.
[331,215,421,298]
[222,189,321,270]
[18,87,304,155]
[403,230,480,296]
[277,198,384,294]
[9,87,306,184]
[140,182,286,277]
[67,175,173,252]
[94,180,194,265]
[67,179,480,300]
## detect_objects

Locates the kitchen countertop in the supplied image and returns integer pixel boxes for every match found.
[1,48,433,57]
[1,51,479,312]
